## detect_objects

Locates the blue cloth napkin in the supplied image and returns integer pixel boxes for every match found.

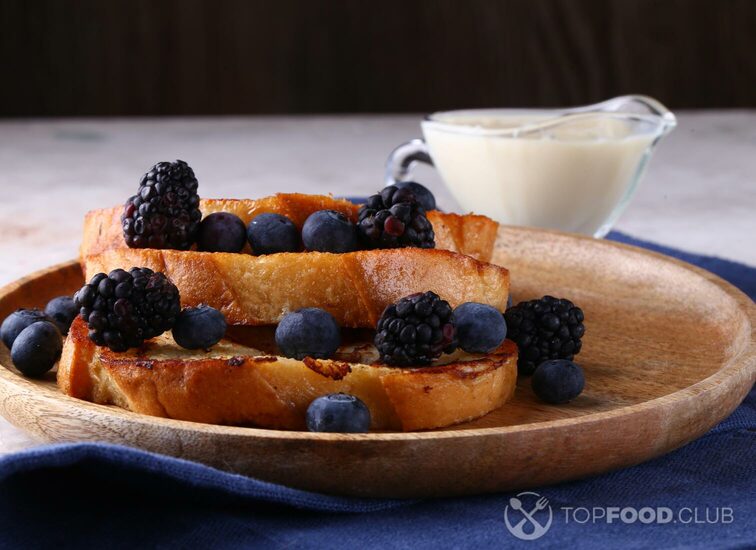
[0,232,753,550]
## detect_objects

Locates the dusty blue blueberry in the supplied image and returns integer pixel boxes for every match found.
[197,212,247,253]
[11,321,62,377]
[1,309,51,349]
[532,359,585,404]
[247,213,300,255]
[394,181,436,212]
[172,305,227,349]
[306,393,371,433]
[453,302,507,353]
[302,210,358,253]
[45,296,78,335]
[275,308,340,360]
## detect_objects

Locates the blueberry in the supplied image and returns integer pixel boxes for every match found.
[306,393,371,433]
[172,305,227,349]
[532,359,585,404]
[302,210,359,253]
[275,308,340,360]
[197,212,247,253]
[10,321,62,377]
[44,296,78,335]
[453,302,506,353]
[393,181,436,212]
[247,213,300,255]
[1,309,51,348]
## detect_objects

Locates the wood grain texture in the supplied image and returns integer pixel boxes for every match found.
[0,226,753,498]
[1,0,755,116]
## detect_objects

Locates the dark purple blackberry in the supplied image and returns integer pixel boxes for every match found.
[122,160,202,250]
[374,291,457,366]
[357,186,435,249]
[504,296,585,375]
[74,268,181,352]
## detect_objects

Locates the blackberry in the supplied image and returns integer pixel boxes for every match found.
[504,296,585,375]
[122,160,202,250]
[74,268,181,352]
[357,186,435,249]
[374,291,456,366]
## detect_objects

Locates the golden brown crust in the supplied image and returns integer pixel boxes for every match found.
[58,318,518,431]
[81,194,499,262]
[83,247,509,328]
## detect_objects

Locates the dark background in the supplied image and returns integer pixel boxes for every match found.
[2,0,755,117]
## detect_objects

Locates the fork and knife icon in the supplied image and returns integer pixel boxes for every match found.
[509,495,550,534]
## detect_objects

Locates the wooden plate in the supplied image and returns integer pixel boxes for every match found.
[0,227,753,498]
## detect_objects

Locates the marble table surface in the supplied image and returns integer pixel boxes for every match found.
[0,112,754,454]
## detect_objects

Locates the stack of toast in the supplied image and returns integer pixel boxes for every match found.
[59,193,518,431]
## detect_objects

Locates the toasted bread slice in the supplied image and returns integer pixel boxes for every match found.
[81,194,506,327]
[58,318,518,431]
[81,194,499,262]
[84,248,510,328]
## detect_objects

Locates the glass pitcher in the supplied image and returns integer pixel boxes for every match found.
[385,95,676,237]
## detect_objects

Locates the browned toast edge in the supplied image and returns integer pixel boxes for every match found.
[59,318,518,431]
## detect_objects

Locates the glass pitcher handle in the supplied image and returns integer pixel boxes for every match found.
[384,139,434,186]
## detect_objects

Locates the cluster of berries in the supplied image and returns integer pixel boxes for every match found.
[122,161,437,256]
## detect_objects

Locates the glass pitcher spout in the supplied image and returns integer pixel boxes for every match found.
[419,95,677,141]
[567,95,677,131]
[508,95,677,140]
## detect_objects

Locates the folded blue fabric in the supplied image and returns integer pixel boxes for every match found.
[0,232,753,550]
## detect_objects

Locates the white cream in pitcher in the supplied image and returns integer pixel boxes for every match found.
[386,97,675,237]
[422,111,657,236]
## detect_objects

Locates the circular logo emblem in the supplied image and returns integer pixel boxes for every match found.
[504,491,553,540]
